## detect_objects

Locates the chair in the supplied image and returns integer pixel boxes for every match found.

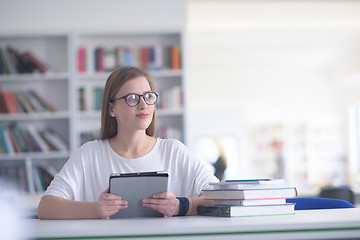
[286,197,355,210]
[319,186,355,204]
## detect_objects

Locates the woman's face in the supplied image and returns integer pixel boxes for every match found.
[110,76,155,134]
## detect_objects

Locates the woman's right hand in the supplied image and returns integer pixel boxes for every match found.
[96,187,128,218]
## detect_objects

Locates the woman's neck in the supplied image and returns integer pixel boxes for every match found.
[109,131,156,159]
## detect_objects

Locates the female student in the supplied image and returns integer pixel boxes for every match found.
[37,66,218,219]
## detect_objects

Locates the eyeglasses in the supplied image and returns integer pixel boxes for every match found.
[110,92,158,107]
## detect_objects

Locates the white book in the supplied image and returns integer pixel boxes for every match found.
[154,45,163,70]
[198,203,295,217]
[3,128,15,154]
[200,187,298,200]
[42,129,67,151]
[26,124,50,152]
[210,179,288,190]
[213,199,287,206]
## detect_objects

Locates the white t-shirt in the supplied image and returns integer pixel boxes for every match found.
[44,138,218,202]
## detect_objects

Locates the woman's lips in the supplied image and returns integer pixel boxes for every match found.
[136,113,149,118]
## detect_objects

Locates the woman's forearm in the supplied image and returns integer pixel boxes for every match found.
[37,195,99,219]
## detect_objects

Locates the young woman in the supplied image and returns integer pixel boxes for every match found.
[37,66,218,219]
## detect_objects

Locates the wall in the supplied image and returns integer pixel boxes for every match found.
[186,0,360,122]
[186,0,360,183]
[0,0,185,33]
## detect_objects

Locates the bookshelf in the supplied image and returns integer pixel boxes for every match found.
[74,32,185,146]
[0,31,186,197]
[0,34,74,195]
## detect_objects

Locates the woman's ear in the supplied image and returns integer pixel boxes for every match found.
[109,103,115,117]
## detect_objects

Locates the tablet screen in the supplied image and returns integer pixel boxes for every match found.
[109,171,168,218]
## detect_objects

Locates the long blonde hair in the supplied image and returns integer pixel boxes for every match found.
[100,66,156,140]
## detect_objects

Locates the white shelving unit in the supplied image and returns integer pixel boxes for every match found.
[0,34,74,195]
[74,32,186,146]
[0,31,186,197]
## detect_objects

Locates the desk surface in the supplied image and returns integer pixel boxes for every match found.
[23,208,360,240]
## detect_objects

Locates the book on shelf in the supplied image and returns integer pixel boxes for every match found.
[156,126,183,142]
[7,128,20,153]
[94,47,105,72]
[0,88,7,113]
[23,51,48,73]
[0,89,55,114]
[80,130,100,145]
[0,46,49,74]
[200,187,297,200]
[9,123,29,152]
[197,203,295,217]
[26,124,50,152]
[15,91,35,113]
[0,47,16,74]
[93,87,104,111]
[28,89,55,112]
[78,87,86,111]
[157,86,183,110]
[0,123,8,153]
[0,164,29,192]
[0,123,68,154]
[104,48,116,71]
[2,91,19,113]
[80,44,181,73]
[171,45,181,70]
[77,46,86,72]
[32,163,57,192]
[41,128,68,152]
[3,127,15,154]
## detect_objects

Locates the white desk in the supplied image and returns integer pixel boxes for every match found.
[23,208,360,240]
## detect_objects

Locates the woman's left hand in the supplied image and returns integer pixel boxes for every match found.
[142,190,179,217]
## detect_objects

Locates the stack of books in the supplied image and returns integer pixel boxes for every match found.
[198,179,297,217]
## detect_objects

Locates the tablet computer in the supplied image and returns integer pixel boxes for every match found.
[109,171,169,218]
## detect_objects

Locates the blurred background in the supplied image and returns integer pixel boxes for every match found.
[1,0,360,216]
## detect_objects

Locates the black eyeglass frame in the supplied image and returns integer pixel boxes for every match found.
[110,92,159,107]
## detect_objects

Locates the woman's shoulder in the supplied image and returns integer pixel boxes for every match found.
[157,138,184,147]
[156,138,189,152]
[78,139,108,152]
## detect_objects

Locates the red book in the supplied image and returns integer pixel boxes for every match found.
[3,91,19,113]
[8,130,20,153]
[77,47,86,72]
[140,47,149,69]
[171,45,181,70]
[95,48,104,72]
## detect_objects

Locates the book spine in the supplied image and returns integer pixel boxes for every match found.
[26,124,50,152]
[93,87,103,111]
[0,123,9,153]
[104,48,116,71]
[15,92,35,113]
[29,89,55,112]
[23,51,48,73]
[24,91,45,112]
[9,124,29,152]
[3,91,19,113]
[77,47,86,72]
[42,129,68,151]
[171,45,181,70]
[3,128,15,154]
[0,88,8,113]
[0,47,16,74]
